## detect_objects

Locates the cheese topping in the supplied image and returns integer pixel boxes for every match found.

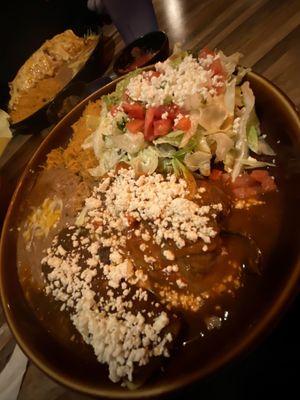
[42,167,223,383]
[126,54,217,107]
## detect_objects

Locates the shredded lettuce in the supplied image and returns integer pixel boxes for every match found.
[257,139,275,156]
[103,69,142,107]
[232,81,255,181]
[172,157,197,195]
[156,144,177,158]
[173,134,198,159]
[154,130,184,146]
[247,126,259,153]
[224,78,236,117]
[130,146,159,175]
[111,132,145,154]
[169,43,188,69]
[247,122,275,157]
[218,50,241,76]
[184,151,211,176]
[89,149,124,177]
[157,157,174,174]
[224,149,237,172]
[241,156,275,169]
[208,132,234,162]
[195,133,211,154]
[81,48,275,181]
[169,51,188,69]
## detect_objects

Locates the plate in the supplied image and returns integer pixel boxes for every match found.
[1,71,300,398]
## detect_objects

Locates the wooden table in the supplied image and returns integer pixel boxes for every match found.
[1,1,300,398]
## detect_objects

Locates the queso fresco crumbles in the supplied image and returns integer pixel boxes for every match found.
[18,46,278,387]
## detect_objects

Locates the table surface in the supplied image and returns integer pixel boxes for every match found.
[1,0,300,399]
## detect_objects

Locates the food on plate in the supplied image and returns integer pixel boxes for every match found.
[17,46,280,387]
[9,30,99,124]
[46,45,275,189]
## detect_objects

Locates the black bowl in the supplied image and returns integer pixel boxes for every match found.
[113,31,169,76]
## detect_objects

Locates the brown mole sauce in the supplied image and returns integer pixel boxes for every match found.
[17,170,282,368]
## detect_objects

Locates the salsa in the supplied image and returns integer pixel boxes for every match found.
[119,46,157,74]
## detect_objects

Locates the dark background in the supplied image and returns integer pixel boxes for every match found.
[0,1,299,398]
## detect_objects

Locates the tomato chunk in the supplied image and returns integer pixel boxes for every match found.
[153,104,181,120]
[261,177,277,192]
[126,119,145,133]
[153,119,172,137]
[231,174,257,189]
[174,116,191,131]
[198,47,215,60]
[230,170,277,199]
[153,105,168,119]
[250,170,276,192]
[210,169,223,181]
[144,107,156,140]
[250,170,269,183]
[122,102,145,119]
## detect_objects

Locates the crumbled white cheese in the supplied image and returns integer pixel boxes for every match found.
[139,243,147,252]
[163,249,175,261]
[42,166,224,384]
[126,54,216,107]
[144,255,156,264]
[176,279,187,289]
[43,227,173,384]
[88,168,219,249]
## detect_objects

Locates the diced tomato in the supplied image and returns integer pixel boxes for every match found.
[153,104,181,120]
[198,47,215,60]
[167,105,182,120]
[153,119,172,137]
[126,119,145,133]
[231,174,257,189]
[210,169,223,181]
[250,170,277,192]
[144,107,156,140]
[122,102,145,119]
[230,170,277,199]
[174,116,191,131]
[210,58,226,95]
[261,177,277,192]
[153,105,168,119]
[250,170,269,183]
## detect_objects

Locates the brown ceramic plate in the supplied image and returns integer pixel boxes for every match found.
[1,71,300,398]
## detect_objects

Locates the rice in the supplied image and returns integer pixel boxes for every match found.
[46,99,101,178]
